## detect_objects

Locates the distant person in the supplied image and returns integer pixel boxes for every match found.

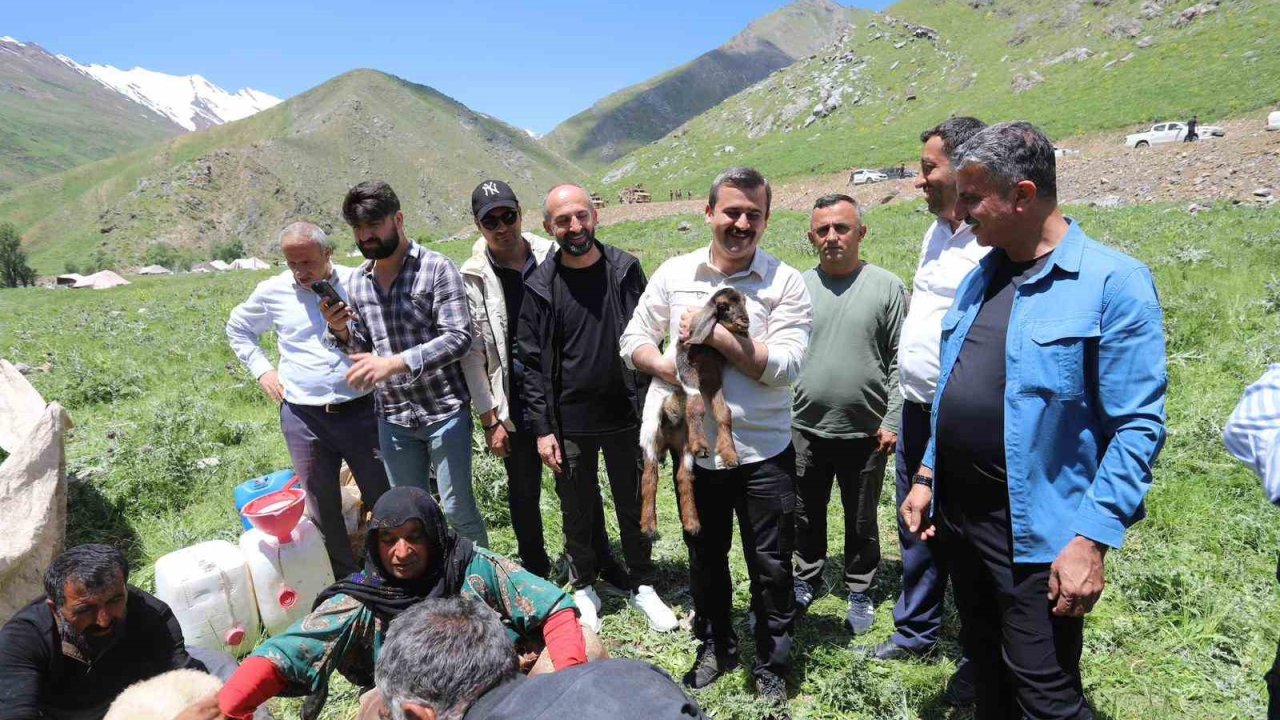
[515,184,678,635]
[870,117,987,709]
[226,221,390,578]
[217,487,597,719]
[325,181,487,546]
[1224,364,1280,718]
[373,596,707,720]
[900,122,1168,719]
[622,167,812,713]
[791,194,905,635]
[459,180,557,578]
[0,544,215,720]
[1185,115,1199,142]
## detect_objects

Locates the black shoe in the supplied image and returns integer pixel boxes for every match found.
[865,640,935,662]
[682,643,740,689]
[793,578,816,611]
[942,656,977,707]
[754,669,790,719]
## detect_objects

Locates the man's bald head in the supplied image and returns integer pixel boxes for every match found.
[542,184,592,221]
[542,184,598,259]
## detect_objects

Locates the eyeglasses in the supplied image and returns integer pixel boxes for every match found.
[480,208,519,231]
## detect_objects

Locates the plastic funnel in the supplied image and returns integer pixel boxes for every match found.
[242,488,306,543]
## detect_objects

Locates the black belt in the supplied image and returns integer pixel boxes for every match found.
[292,394,374,414]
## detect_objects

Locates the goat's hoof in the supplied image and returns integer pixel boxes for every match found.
[682,520,702,535]
[721,454,740,468]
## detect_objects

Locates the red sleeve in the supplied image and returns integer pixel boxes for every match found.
[218,656,289,720]
[541,608,587,670]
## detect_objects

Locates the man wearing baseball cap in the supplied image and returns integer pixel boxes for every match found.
[459,180,558,577]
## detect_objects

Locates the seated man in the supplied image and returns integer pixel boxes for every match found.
[374,596,707,719]
[0,544,208,720]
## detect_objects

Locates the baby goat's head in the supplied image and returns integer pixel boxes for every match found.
[710,288,750,336]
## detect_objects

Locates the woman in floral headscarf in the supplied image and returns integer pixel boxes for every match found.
[218,487,593,719]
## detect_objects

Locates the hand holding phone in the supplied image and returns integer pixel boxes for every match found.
[311,280,344,307]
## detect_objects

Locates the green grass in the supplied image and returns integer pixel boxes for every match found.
[2,200,1279,718]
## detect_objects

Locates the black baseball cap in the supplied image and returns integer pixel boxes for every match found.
[471,180,520,220]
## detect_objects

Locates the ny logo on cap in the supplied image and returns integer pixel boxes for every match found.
[481,182,500,196]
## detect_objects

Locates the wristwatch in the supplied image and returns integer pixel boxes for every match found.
[911,473,934,489]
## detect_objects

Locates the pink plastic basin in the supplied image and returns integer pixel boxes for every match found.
[242,488,306,543]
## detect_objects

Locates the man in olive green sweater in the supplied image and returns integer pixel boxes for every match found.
[791,193,906,634]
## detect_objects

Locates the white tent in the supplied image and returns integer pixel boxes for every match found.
[72,270,131,290]
[229,257,271,271]
[191,260,231,273]
[135,265,173,276]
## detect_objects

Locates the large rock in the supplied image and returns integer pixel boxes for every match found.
[1012,71,1046,93]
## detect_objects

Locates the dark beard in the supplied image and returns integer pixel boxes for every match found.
[56,612,124,660]
[557,228,595,257]
[359,228,401,260]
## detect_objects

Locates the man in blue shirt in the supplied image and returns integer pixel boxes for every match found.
[900,122,1168,719]
[227,221,390,577]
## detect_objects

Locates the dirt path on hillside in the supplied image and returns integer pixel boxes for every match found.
[598,110,1279,225]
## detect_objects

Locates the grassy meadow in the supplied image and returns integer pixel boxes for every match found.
[1,200,1279,718]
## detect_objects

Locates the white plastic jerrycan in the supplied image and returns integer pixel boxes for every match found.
[153,540,261,657]
[239,516,335,636]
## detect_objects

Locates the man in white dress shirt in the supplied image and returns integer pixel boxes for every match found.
[869,118,986,702]
[621,167,811,713]
[226,221,390,578]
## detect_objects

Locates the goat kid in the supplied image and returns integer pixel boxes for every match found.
[640,288,750,536]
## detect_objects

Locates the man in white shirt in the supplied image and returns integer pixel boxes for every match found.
[226,221,390,578]
[620,167,812,712]
[870,118,987,695]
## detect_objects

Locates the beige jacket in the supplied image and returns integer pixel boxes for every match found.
[460,231,556,429]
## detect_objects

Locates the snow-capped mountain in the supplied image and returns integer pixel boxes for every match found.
[58,55,281,131]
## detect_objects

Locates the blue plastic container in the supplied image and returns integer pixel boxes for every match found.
[233,469,296,530]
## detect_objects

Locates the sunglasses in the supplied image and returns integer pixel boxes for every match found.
[480,208,519,231]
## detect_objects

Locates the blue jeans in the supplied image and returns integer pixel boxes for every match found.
[378,410,489,547]
[890,400,947,652]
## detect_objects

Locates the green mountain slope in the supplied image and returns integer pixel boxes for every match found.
[0,38,183,195]
[596,0,1280,195]
[542,0,867,171]
[0,69,583,274]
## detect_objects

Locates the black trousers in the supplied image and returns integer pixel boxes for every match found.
[504,431,551,578]
[937,477,1093,720]
[793,430,886,594]
[559,428,654,591]
[687,447,797,677]
[1269,558,1280,719]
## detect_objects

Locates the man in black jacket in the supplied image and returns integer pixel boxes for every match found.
[516,184,677,635]
[0,544,213,720]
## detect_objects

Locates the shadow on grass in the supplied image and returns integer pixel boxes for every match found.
[66,479,142,566]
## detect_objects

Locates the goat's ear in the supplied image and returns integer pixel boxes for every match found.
[687,305,719,344]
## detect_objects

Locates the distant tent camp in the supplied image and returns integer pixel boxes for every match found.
[72,271,131,290]
[190,260,231,273]
[229,257,271,271]
[55,273,84,287]
[135,265,173,276]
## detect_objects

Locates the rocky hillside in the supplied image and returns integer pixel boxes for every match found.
[0,70,583,274]
[596,0,1280,195]
[0,37,183,195]
[542,0,867,170]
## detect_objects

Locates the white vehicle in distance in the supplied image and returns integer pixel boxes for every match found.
[1266,110,1280,131]
[851,169,888,185]
[1125,120,1225,148]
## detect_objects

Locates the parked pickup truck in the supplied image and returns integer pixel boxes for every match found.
[1125,121,1225,147]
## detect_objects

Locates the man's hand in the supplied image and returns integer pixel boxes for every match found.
[1048,536,1108,617]
[173,694,222,720]
[257,369,285,405]
[631,344,679,385]
[899,470,935,541]
[678,308,698,343]
[482,412,511,458]
[537,434,562,475]
[875,428,897,455]
[345,353,409,392]
[321,299,355,337]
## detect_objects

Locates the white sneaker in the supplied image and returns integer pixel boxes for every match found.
[573,586,603,633]
[629,584,678,632]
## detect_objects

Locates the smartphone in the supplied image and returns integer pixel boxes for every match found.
[311,280,344,307]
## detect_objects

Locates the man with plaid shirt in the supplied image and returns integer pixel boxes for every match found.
[324,180,488,546]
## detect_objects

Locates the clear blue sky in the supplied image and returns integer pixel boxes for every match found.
[6,0,895,134]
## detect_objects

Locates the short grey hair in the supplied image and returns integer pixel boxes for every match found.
[812,193,863,226]
[275,221,332,252]
[374,596,519,720]
[952,121,1057,199]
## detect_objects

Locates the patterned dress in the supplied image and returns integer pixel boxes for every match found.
[251,548,574,693]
